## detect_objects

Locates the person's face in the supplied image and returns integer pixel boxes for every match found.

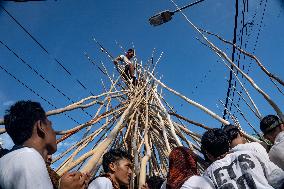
[263,133,274,143]
[112,158,133,186]
[126,51,134,59]
[41,118,57,154]
[263,130,278,143]
[263,123,284,143]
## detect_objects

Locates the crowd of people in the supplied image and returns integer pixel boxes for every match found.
[0,100,284,189]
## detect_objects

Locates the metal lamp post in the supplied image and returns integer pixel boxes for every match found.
[149,0,205,26]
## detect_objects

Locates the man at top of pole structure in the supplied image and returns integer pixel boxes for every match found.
[113,49,137,86]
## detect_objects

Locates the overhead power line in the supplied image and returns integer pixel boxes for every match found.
[223,0,239,119]
[0,64,80,125]
[0,40,93,119]
[223,0,269,119]
[0,5,95,97]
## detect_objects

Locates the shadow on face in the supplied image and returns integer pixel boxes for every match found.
[112,158,133,186]
[41,119,57,155]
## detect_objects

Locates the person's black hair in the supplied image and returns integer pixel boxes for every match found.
[201,128,230,159]
[146,176,164,189]
[4,100,46,145]
[260,115,282,134]
[102,149,132,173]
[223,124,240,143]
[0,148,9,158]
[127,49,134,53]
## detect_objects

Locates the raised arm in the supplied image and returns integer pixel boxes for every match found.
[113,56,122,65]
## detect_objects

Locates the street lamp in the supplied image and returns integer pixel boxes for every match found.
[149,0,205,26]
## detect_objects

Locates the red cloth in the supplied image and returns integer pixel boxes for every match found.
[166,147,199,189]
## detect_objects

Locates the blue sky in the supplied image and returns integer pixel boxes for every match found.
[0,0,284,163]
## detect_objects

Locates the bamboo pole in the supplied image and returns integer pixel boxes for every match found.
[81,100,135,173]
[139,91,151,188]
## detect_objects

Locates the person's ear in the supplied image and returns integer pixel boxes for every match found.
[109,162,117,172]
[36,120,46,138]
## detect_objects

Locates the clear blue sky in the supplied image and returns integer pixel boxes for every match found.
[0,0,284,156]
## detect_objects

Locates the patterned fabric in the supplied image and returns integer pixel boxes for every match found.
[46,165,60,189]
[166,147,198,189]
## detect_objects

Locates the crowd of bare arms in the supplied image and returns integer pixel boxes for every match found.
[0,99,283,189]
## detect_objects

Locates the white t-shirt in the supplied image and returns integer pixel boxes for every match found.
[230,142,269,160]
[119,55,132,65]
[88,177,113,189]
[231,142,284,188]
[0,147,53,189]
[180,176,215,189]
[204,149,284,189]
[269,131,284,170]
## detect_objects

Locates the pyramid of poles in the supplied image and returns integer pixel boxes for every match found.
[50,49,213,183]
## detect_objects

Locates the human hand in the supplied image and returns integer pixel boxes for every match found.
[140,183,149,189]
[83,173,91,186]
[59,172,89,189]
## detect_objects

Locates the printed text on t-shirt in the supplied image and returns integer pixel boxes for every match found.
[213,154,257,189]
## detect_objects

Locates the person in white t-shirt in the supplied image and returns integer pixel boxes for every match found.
[88,149,133,189]
[114,49,137,85]
[260,115,284,170]
[159,146,214,189]
[201,128,284,189]
[180,176,215,189]
[222,124,270,160]
[0,100,88,189]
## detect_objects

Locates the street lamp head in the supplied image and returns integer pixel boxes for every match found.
[149,0,205,26]
[149,10,174,26]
